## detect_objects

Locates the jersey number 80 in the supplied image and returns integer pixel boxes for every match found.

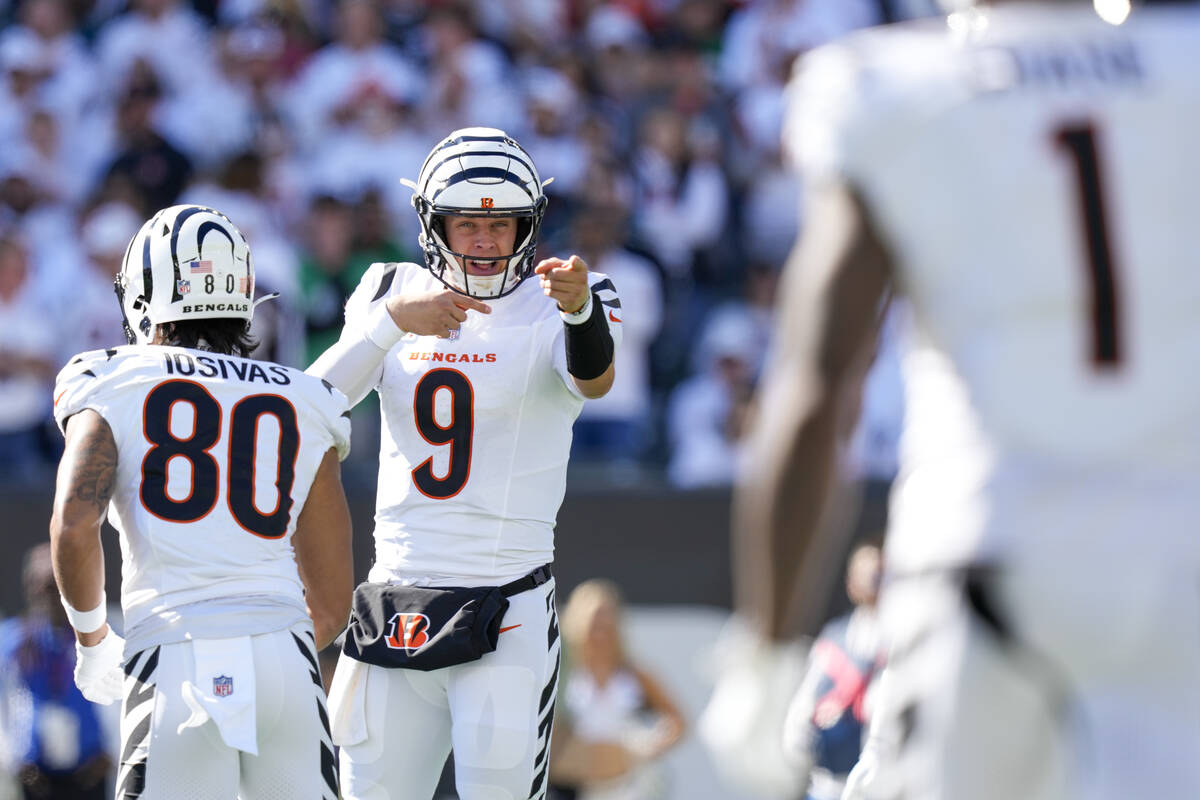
[140,380,299,539]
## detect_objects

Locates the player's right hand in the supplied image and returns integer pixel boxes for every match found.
[385,290,491,338]
[74,630,125,705]
[698,619,808,798]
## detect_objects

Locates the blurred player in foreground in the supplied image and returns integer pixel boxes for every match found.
[709,1,1200,798]
[50,204,353,798]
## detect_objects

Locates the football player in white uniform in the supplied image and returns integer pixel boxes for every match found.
[49,205,354,799]
[711,2,1200,799]
[309,127,621,800]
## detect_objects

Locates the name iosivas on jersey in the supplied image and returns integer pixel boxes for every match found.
[344,261,623,586]
[52,345,351,656]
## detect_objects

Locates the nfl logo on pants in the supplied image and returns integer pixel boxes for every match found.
[213,675,234,697]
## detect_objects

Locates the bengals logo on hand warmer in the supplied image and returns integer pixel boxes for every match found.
[385,612,431,649]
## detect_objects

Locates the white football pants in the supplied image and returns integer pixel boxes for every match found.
[871,532,1200,800]
[116,624,337,799]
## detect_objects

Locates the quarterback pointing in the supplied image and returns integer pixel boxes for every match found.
[50,205,352,798]
[310,127,621,800]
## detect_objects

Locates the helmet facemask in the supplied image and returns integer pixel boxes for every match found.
[405,127,551,300]
[416,199,547,300]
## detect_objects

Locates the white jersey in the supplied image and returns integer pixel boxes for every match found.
[53,345,351,653]
[786,4,1200,570]
[343,262,623,584]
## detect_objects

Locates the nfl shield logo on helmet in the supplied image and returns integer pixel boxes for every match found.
[177,279,191,295]
[213,675,234,697]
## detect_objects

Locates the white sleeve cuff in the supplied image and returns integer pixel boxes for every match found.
[364,303,406,350]
[560,292,593,325]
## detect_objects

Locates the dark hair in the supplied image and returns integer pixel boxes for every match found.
[158,318,258,358]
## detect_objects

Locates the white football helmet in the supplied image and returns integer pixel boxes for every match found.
[404,127,550,299]
[115,205,256,345]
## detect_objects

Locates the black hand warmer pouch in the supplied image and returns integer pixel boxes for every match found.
[342,565,552,671]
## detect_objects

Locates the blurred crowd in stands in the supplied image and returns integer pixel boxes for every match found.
[0,0,929,488]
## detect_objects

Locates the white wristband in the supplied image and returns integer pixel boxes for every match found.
[62,593,107,634]
[560,292,593,325]
[364,302,407,350]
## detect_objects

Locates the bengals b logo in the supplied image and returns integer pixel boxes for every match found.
[480,197,494,209]
[385,612,431,649]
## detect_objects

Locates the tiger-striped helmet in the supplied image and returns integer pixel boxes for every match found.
[405,127,550,299]
[115,205,254,344]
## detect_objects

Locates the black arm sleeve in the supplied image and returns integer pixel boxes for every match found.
[564,291,614,381]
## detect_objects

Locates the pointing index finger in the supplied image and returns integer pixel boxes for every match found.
[454,297,492,314]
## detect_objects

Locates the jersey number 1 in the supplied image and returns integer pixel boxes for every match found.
[141,380,299,538]
[1054,123,1122,368]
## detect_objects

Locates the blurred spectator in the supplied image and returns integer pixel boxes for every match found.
[522,67,589,201]
[419,4,522,135]
[569,200,663,468]
[697,263,778,381]
[718,0,878,94]
[287,0,421,151]
[631,104,729,283]
[93,0,215,98]
[217,0,322,32]
[552,579,685,800]
[741,157,802,268]
[297,193,368,364]
[0,544,112,799]
[351,186,409,267]
[585,5,650,78]
[582,4,651,142]
[781,543,886,800]
[155,23,272,170]
[306,76,427,228]
[721,0,879,181]
[0,32,50,157]
[473,0,567,53]
[66,201,142,359]
[100,65,192,217]
[6,109,88,208]
[0,3,93,149]
[0,166,79,300]
[664,0,729,52]
[0,235,56,482]
[666,311,757,489]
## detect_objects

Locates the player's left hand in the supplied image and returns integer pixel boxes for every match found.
[534,255,590,314]
[74,629,125,705]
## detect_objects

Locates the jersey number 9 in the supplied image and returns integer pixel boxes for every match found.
[411,369,474,500]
